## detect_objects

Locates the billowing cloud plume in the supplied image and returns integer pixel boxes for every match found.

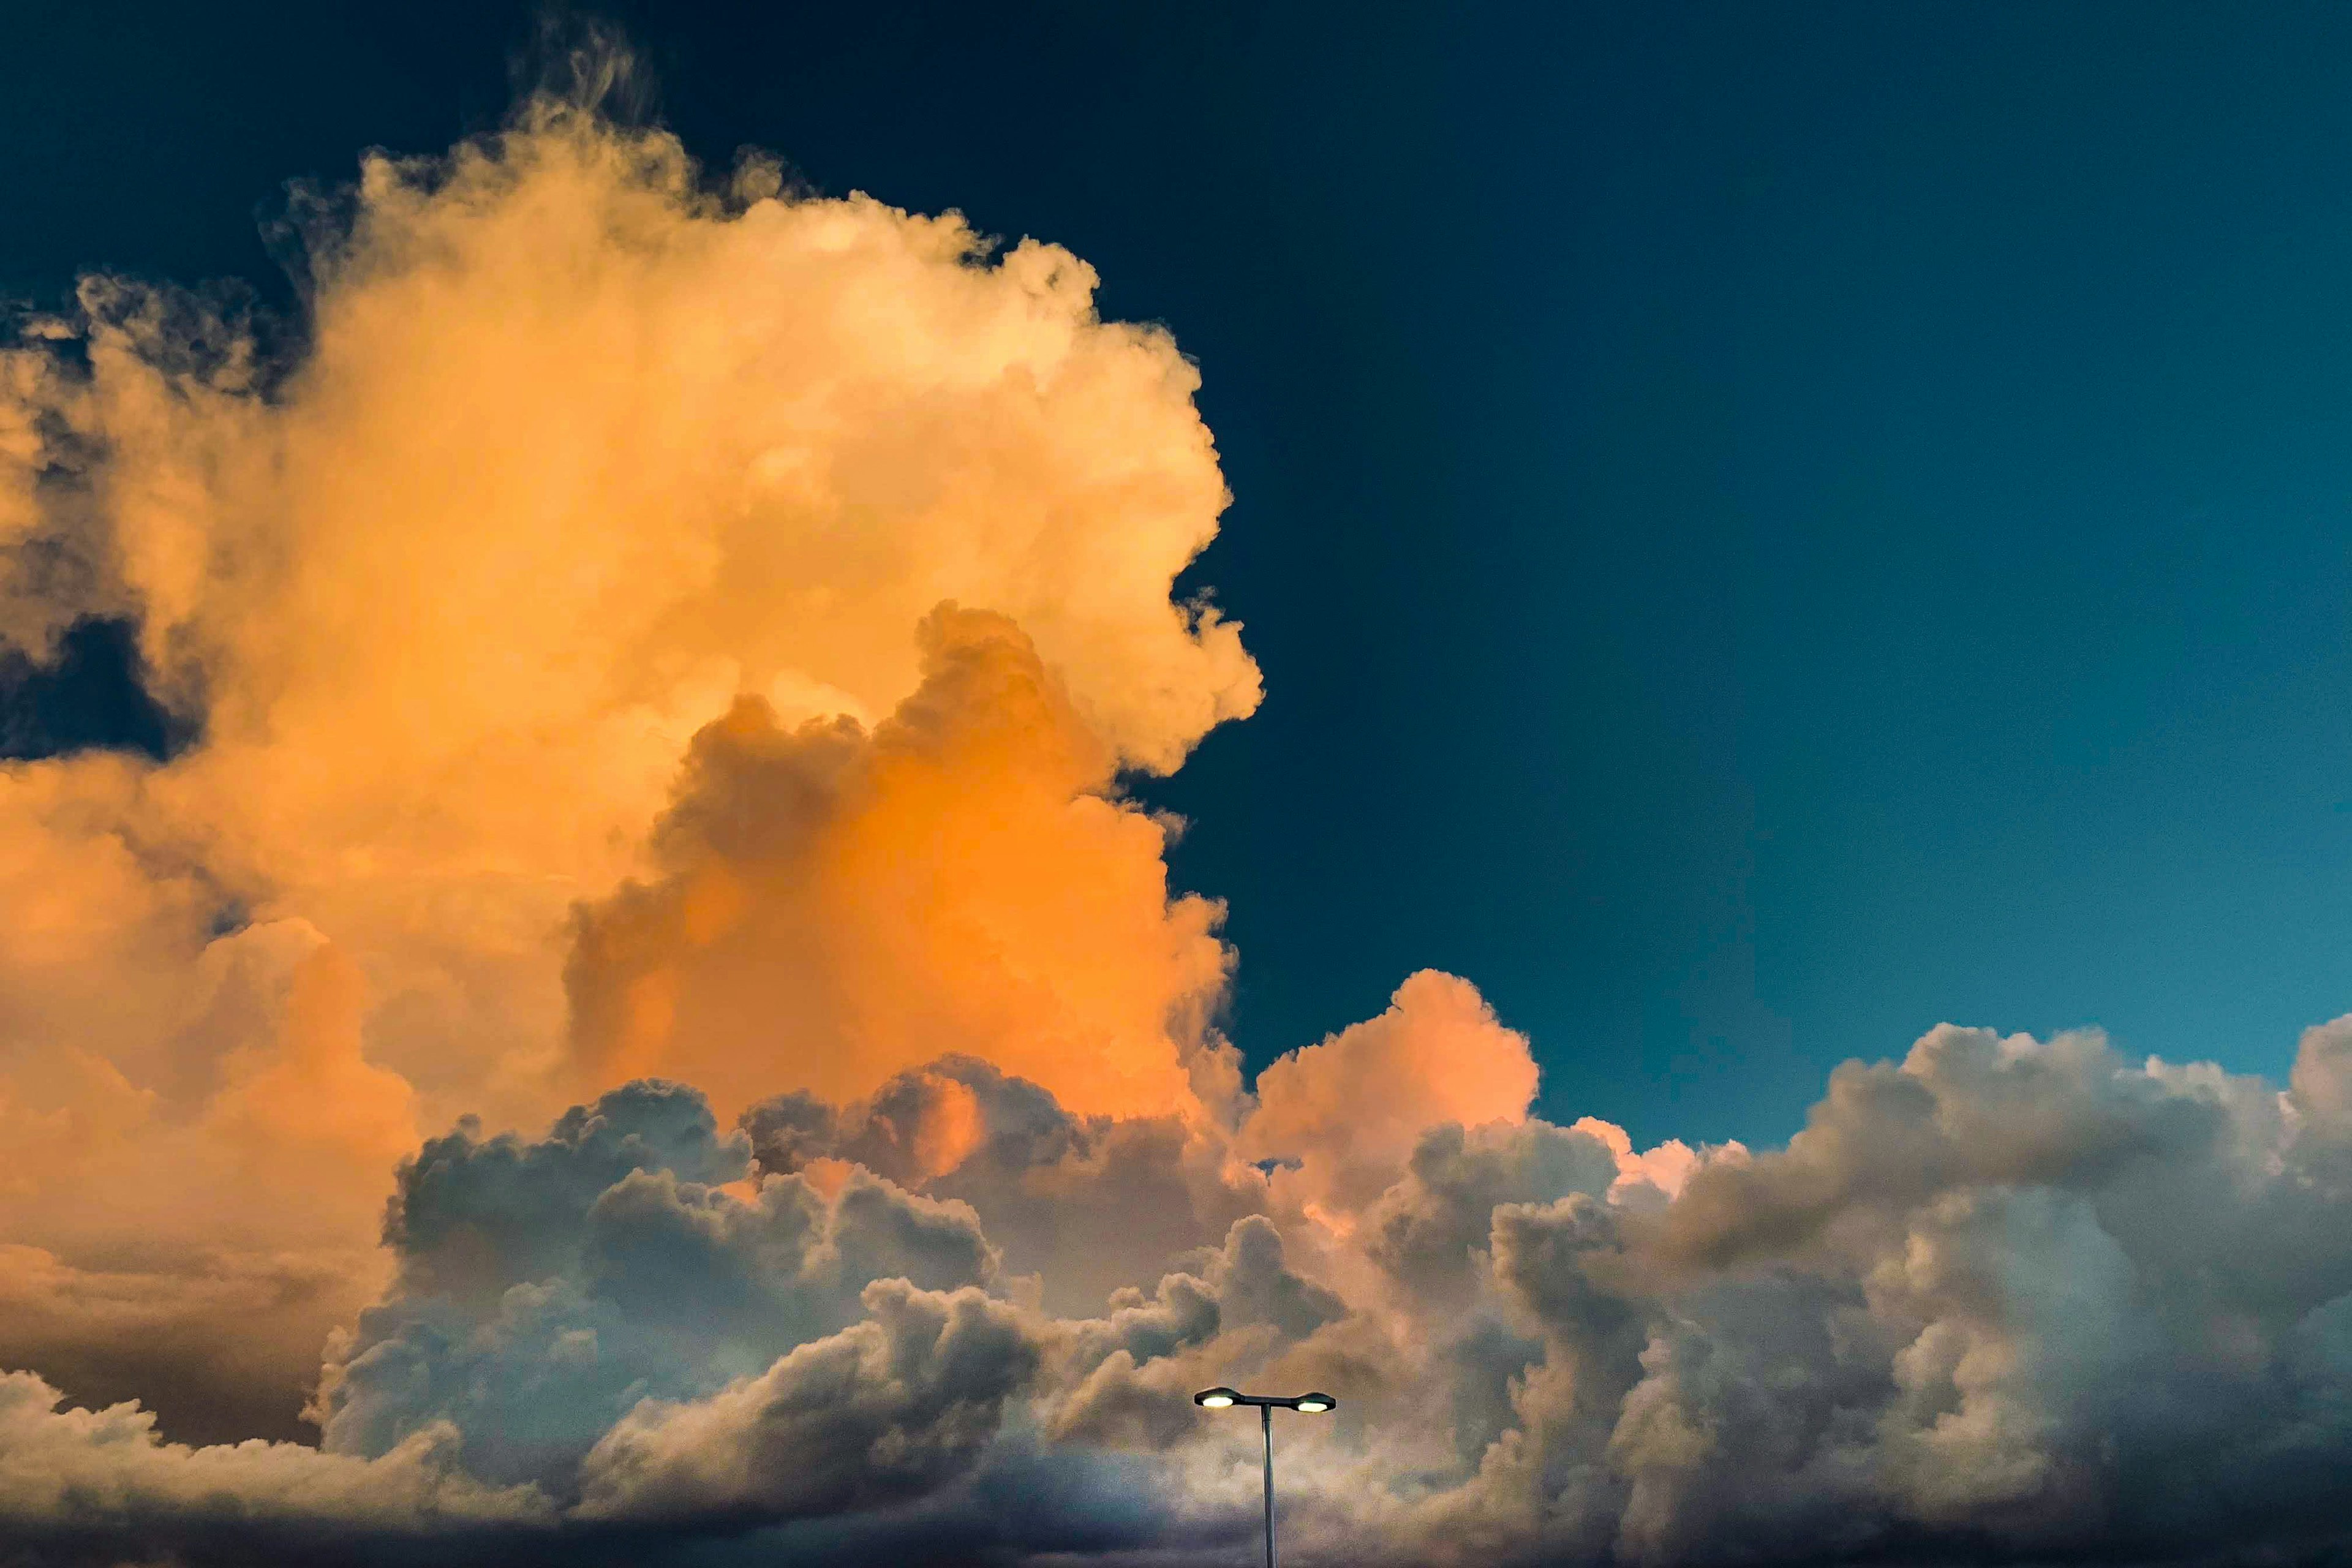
[575,1280,1042,1526]
[0,75,1253,1441]
[9,60,2352,1568]
[1243,969,1544,1222]
[565,605,1234,1121]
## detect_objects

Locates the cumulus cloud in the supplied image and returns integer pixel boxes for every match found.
[0,1367,549,1562]
[575,1280,1042,1525]
[7,1022,2352,1566]
[309,1080,1006,1494]
[565,606,1235,1121]
[0,70,1253,1436]
[745,1052,1263,1314]
[8,49,2352,1568]
[1387,1021,2352,1568]
[0,918,410,1443]
[1243,969,1544,1221]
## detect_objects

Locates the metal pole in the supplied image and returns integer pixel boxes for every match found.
[1261,1400,1277,1568]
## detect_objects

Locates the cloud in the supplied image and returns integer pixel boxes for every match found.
[7,50,2352,1568]
[0,74,1253,1438]
[310,1080,1005,1496]
[1388,1020,2352,1568]
[0,1368,549,1558]
[0,918,410,1443]
[745,1053,1264,1315]
[564,607,1235,1123]
[1363,1118,1623,1310]
[9,1022,2352,1565]
[575,1280,1042,1526]
[1242,970,1543,1221]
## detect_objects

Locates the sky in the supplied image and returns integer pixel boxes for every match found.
[7,6,2352,1567]
[13,2,2352,1148]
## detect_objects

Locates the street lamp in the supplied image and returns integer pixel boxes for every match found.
[1193,1387,1337,1568]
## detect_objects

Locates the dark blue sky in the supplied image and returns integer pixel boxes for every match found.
[11,1,2352,1146]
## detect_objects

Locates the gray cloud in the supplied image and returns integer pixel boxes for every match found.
[1368,1118,1624,1309]
[1387,1022,2352,1568]
[11,1020,2352,1567]
[746,1055,1265,1315]
[313,1083,1001,1496]
[0,1367,550,1560]
[575,1280,1042,1525]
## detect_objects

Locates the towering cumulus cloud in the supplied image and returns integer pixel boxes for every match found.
[6,72,2352,1568]
[0,81,1253,1447]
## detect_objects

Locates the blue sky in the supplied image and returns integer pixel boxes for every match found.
[10,1,2352,1147]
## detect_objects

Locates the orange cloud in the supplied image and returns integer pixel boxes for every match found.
[0,93,1256,1427]
[567,608,1232,1121]
[0,920,408,1439]
[1243,969,1541,1218]
[1,93,1257,1128]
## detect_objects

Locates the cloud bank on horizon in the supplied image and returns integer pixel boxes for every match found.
[6,76,2352,1568]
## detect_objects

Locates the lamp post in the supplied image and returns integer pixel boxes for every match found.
[1193,1387,1336,1568]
